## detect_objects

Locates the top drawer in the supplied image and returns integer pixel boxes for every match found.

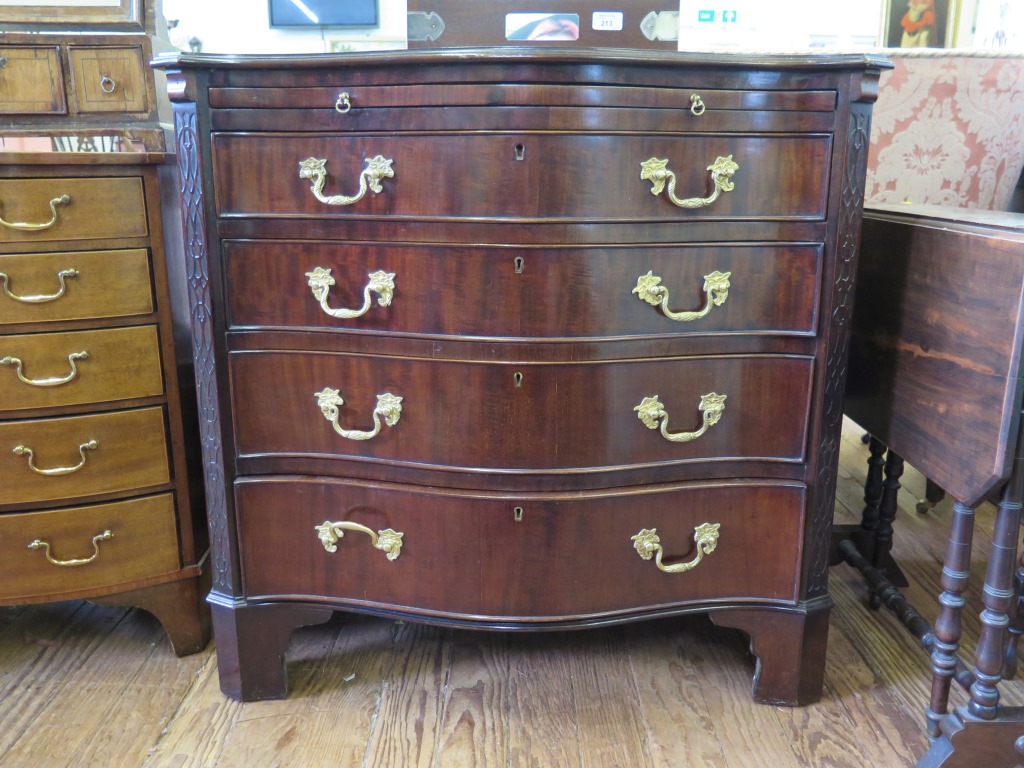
[0,177,147,245]
[67,46,148,114]
[212,133,832,222]
[0,46,66,116]
[208,84,838,133]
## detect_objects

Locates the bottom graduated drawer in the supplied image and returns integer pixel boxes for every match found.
[0,493,179,601]
[236,477,805,621]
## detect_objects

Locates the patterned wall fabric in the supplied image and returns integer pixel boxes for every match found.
[867,52,1024,210]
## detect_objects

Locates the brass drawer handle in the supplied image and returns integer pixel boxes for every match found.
[28,529,113,567]
[1,351,88,387]
[0,268,78,303]
[633,270,731,322]
[635,392,726,443]
[334,91,352,113]
[0,194,71,231]
[314,387,403,441]
[314,520,404,561]
[632,524,720,574]
[99,75,117,94]
[305,266,395,319]
[298,155,394,206]
[14,439,99,476]
[690,93,706,116]
[641,155,738,209]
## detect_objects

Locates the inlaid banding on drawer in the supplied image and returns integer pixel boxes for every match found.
[224,241,823,338]
[0,176,147,244]
[0,325,164,412]
[0,248,153,325]
[209,84,838,112]
[212,134,831,221]
[0,407,171,507]
[0,493,179,600]
[236,478,806,616]
[229,352,813,473]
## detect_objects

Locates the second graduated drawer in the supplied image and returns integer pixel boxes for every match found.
[212,133,831,221]
[0,407,170,507]
[0,248,154,326]
[229,351,813,473]
[225,240,822,338]
[0,176,147,245]
[0,493,179,602]
[0,325,164,412]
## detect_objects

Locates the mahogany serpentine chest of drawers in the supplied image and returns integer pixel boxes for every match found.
[155,49,888,702]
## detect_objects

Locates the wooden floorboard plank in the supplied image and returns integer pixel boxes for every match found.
[625,618,730,768]
[362,621,448,768]
[506,631,582,768]
[569,626,655,768]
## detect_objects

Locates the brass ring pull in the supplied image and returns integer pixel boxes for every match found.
[0,268,78,303]
[314,387,403,441]
[690,93,706,116]
[99,75,117,94]
[641,155,738,209]
[0,194,71,231]
[28,529,113,567]
[334,92,352,113]
[635,392,727,443]
[1,351,88,387]
[633,270,731,322]
[632,524,720,574]
[314,520,404,561]
[14,439,99,476]
[305,266,395,319]
[298,155,394,206]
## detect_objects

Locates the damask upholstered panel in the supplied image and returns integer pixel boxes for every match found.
[866,51,1024,210]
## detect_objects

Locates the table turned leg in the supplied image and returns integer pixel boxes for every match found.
[710,603,830,706]
[869,450,904,608]
[859,436,887,554]
[927,500,976,738]
[211,600,334,701]
[968,491,1023,720]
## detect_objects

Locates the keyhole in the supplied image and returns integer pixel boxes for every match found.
[514,372,523,388]
[514,507,524,522]
[514,143,526,161]
[514,257,524,274]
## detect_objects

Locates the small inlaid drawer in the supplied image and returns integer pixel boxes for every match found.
[0,45,66,115]
[0,176,147,245]
[236,477,806,618]
[68,45,148,114]
[0,406,170,507]
[0,325,164,412]
[224,240,822,338]
[229,351,813,474]
[0,248,154,326]
[0,493,179,601]
[212,133,831,222]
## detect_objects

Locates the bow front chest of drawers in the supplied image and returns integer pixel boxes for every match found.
[155,49,887,701]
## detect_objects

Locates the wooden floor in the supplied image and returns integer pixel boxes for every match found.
[2,418,1022,768]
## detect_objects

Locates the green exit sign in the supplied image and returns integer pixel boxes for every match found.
[697,10,738,23]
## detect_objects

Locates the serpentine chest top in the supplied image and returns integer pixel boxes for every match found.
[155,48,887,702]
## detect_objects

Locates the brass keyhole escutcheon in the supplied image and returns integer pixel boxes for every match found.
[514,143,526,161]
[514,507,524,522]
[514,372,523,388]
[514,257,524,274]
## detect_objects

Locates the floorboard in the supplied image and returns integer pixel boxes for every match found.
[1,418,1021,768]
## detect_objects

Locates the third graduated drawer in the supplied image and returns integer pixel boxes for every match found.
[229,350,813,474]
[235,476,806,619]
[225,240,823,339]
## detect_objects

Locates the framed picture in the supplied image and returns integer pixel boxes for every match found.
[883,0,956,48]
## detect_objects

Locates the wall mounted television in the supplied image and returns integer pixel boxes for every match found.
[268,0,379,28]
